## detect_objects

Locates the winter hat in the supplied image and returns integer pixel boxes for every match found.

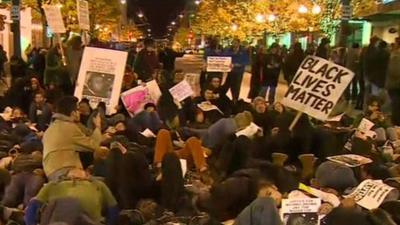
[234,111,253,130]
[315,161,358,192]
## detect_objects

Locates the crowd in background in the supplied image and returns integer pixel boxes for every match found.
[0,35,397,225]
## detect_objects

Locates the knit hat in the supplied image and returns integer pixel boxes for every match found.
[234,111,253,130]
[315,161,358,192]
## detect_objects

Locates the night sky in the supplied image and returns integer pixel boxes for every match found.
[128,0,187,38]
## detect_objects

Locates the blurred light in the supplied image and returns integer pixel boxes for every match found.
[312,5,321,14]
[147,28,151,32]
[231,23,238,31]
[268,14,276,22]
[179,14,184,18]
[255,14,265,23]
[171,21,176,25]
[190,14,195,18]
[195,0,201,5]
[168,28,173,31]
[95,24,100,29]
[138,12,144,18]
[298,5,308,14]
[56,3,63,8]
[120,0,126,4]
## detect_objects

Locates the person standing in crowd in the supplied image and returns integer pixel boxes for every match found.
[44,45,64,88]
[42,96,103,181]
[222,38,250,102]
[283,42,305,83]
[10,56,27,85]
[159,42,184,86]
[248,44,266,100]
[363,37,386,100]
[386,37,400,126]
[134,38,160,82]
[0,45,8,80]
[201,37,224,91]
[66,36,83,88]
[346,43,362,104]
[259,43,281,104]
[315,37,330,59]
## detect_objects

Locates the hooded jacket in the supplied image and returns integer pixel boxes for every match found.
[42,113,102,176]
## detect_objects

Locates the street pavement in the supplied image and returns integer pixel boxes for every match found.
[176,53,289,103]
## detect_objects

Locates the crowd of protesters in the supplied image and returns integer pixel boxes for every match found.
[0,34,397,225]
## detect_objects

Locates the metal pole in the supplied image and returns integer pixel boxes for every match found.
[339,0,350,48]
[11,0,21,57]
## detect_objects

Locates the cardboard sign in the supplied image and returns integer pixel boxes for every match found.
[169,80,194,102]
[327,154,372,168]
[197,101,223,114]
[43,5,66,33]
[74,47,127,115]
[77,0,90,30]
[207,56,232,72]
[344,179,395,210]
[282,56,354,121]
[281,198,321,225]
[358,118,375,133]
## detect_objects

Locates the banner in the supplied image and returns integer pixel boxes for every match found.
[77,0,90,30]
[281,56,354,121]
[74,47,127,115]
[281,198,321,225]
[169,80,194,102]
[43,5,66,33]
[207,57,232,72]
[327,154,372,167]
[344,179,395,210]
[121,80,161,116]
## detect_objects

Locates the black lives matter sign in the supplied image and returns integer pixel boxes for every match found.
[282,56,354,121]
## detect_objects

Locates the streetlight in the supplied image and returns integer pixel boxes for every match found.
[147,28,151,32]
[255,14,265,23]
[298,5,308,14]
[179,14,184,18]
[171,21,176,25]
[120,0,126,4]
[231,23,238,31]
[268,14,276,22]
[312,5,321,14]
[138,12,144,18]
[195,0,201,5]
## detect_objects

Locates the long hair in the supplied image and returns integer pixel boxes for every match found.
[161,152,184,212]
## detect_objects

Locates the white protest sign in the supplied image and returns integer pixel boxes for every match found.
[74,47,127,115]
[77,0,90,30]
[140,128,156,138]
[358,118,375,133]
[236,122,262,138]
[197,101,223,114]
[327,154,373,168]
[299,183,341,207]
[180,159,187,178]
[169,80,194,102]
[281,198,321,225]
[146,79,162,102]
[344,179,395,210]
[282,56,354,121]
[43,5,66,33]
[207,56,232,72]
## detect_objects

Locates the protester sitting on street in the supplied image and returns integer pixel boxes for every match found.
[42,96,104,181]
[28,92,52,131]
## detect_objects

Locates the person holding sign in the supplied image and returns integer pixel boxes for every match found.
[222,39,250,102]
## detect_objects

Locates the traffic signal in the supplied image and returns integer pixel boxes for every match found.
[0,15,6,31]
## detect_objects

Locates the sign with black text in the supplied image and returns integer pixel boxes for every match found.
[43,5,66,33]
[74,47,127,115]
[77,0,90,30]
[281,198,321,225]
[282,56,354,121]
[207,56,232,72]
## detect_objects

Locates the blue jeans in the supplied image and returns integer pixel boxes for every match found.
[259,85,276,103]
[2,172,45,207]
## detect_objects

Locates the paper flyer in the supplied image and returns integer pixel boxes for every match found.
[169,80,194,102]
[281,198,321,225]
[327,154,373,168]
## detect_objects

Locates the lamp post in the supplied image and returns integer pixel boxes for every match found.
[339,0,351,47]
[11,0,21,57]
